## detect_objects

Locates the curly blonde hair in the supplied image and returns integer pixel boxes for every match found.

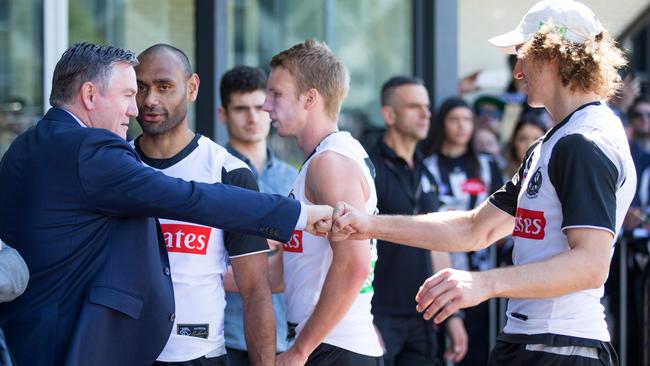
[517,25,627,99]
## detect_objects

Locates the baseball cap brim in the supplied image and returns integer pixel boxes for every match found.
[488,29,526,54]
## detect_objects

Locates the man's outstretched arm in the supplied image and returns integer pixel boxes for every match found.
[332,200,514,253]
[331,140,531,250]
[77,130,333,242]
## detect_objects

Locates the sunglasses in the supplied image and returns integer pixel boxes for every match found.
[478,108,503,120]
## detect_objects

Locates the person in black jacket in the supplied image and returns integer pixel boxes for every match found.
[370,76,467,366]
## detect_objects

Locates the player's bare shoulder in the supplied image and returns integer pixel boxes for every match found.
[306,150,369,205]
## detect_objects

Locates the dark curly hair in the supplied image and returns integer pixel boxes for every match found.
[219,65,268,109]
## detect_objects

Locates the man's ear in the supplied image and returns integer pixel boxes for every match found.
[217,106,227,125]
[304,88,319,111]
[381,105,396,127]
[187,73,200,102]
[80,81,97,110]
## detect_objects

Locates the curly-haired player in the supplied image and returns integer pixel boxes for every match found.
[331,1,635,364]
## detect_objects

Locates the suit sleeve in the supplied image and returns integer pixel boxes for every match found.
[221,163,270,257]
[76,130,300,242]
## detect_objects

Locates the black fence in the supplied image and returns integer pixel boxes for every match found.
[613,237,650,366]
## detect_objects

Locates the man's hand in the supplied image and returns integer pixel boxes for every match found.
[415,268,490,324]
[276,347,308,366]
[330,202,373,241]
[444,316,468,362]
[459,70,481,94]
[304,204,333,237]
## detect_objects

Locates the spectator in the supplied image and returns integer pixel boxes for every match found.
[475,126,504,169]
[503,113,548,178]
[370,76,467,366]
[217,65,298,365]
[609,70,640,138]
[474,95,505,138]
[628,96,650,181]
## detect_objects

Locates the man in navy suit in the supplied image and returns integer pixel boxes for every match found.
[0,42,332,366]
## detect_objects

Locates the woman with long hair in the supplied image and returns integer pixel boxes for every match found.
[503,112,548,178]
[423,97,503,214]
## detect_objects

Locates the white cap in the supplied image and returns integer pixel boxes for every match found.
[488,0,604,54]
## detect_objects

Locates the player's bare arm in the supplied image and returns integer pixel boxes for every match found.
[231,252,276,366]
[415,227,613,323]
[278,151,372,364]
[332,199,514,253]
[224,240,284,293]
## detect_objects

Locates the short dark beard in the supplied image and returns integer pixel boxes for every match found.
[136,102,187,136]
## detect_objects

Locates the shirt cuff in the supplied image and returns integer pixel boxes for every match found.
[295,201,308,231]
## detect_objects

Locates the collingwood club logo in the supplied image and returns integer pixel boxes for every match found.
[526,167,543,198]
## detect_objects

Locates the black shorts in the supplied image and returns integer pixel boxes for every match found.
[488,333,618,366]
[152,354,227,366]
[306,343,384,366]
[373,314,439,366]
[225,347,250,366]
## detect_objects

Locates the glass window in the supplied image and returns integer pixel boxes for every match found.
[69,0,196,137]
[0,0,43,156]
[230,0,412,163]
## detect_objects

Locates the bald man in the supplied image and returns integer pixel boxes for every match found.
[133,44,276,366]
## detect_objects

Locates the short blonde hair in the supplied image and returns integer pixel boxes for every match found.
[270,39,349,120]
[518,25,627,99]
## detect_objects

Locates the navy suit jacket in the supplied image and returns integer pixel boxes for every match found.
[0,108,300,366]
